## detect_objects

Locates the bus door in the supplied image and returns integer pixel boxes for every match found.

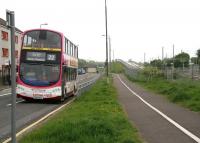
[65,67,77,93]
[63,67,71,93]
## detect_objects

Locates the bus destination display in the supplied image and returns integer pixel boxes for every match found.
[26,52,57,62]
[26,52,46,61]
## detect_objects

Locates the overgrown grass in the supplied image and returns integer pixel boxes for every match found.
[111,62,125,73]
[19,77,142,143]
[126,72,200,112]
[110,61,200,111]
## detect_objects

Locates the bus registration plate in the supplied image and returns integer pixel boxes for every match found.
[33,89,45,99]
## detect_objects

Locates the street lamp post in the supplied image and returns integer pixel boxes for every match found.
[40,23,48,28]
[109,36,111,72]
[102,35,111,73]
[105,0,108,77]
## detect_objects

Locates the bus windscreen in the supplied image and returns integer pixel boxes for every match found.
[20,63,60,86]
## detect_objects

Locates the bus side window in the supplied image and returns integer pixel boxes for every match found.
[65,67,68,82]
[67,68,70,81]
[66,68,68,82]
[71,69,73,81]
[73,69,76,80]
[75,69,77,80]
[70,69,72,81]
[65,39,67,53]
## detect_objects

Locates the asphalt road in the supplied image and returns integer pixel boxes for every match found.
[114,74,200,143]
[0,73,98,142]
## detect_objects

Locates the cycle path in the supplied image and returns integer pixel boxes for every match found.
[113,74,200,143]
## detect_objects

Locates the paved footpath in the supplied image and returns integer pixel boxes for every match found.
[113,74,200,143]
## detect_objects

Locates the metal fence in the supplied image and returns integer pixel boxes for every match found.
[163,65,200,80]
[77,73,101,96]
[121,61,200,81]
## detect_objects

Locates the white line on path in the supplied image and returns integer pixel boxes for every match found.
[6,100,25,107]
[117,75,200,143]
[0,93,11,97]
[2,98,75,143]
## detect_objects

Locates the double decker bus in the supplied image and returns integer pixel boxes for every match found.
[16,29,78,101]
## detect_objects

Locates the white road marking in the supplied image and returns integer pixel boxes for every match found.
[2,98,75,143]
[1,88,11,91]
[0,93,11,97]
[6,100,25,107]
[117,75,200,143]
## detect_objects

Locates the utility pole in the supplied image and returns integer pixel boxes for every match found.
[173,44,175,65]
[162,47,164,61]
[109,36,111,72]
[6,10,16,143]
[144,52,146,64]
[113,49,115,62]
[162,47,164,74]
[105,0,108,77]
[172,44,175,80]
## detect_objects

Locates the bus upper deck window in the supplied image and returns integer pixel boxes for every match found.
[39,31,47,40]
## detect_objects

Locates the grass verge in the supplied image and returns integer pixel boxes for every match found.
[110,61,200,112]
[111,62,125,73]
[126,73,200,112]
[19,77,142,143]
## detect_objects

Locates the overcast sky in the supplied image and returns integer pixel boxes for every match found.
[1,0,200,62]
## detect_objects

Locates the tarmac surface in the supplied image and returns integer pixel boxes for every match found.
[113,74,200,143]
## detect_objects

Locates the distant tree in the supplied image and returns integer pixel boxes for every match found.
[196,49,200,64]
[144,62,150,66]
[191,57,198,64]
[150,59,162,68]
[87,60,96,67]
[174,52,190,68]
[196,49,200,58]
[164,58,173,67]
[78,59,104,68]
[78,59,87,67]
[196,49,200,72]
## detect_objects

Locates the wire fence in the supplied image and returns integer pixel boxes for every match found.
[123,63,200,81]
[163,65,200,80]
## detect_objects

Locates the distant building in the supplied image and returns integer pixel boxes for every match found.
[86,65,97,73]
[87,68,97,73]
[0,18,23,70]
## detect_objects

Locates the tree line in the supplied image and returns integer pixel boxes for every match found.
[78,59,104,68]
[148,49,200,68]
